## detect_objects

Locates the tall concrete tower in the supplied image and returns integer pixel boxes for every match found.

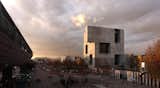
[83,26,124,68]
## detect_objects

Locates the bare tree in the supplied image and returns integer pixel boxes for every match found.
[144,40,160,78]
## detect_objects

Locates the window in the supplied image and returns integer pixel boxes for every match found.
[89,54,93,65]
[99,43,110,54]
[115,55,120,65]
[115,29,120,43]
[85,45,88,54]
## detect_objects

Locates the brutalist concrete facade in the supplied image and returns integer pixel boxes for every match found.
[83,26,124,68]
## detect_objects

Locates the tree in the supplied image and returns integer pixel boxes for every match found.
[75,58,88,69]
[52,60,62,68]
[127,55,140,71]
[144,40,160,78]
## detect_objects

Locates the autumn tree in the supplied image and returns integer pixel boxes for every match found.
[75,58,88,69]
[52,59,62,68]
[63,58,75,70]
[144,40,160,78]
[128,55,140,71]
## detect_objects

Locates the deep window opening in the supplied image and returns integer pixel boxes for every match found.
[115,29,120,43]
[115,55,120,65]
[85,45,88,54]
[99,43,110,54]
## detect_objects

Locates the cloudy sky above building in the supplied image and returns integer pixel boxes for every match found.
[1,0,160,58]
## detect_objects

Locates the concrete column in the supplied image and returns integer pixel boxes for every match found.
[149,76,151,87]
[146,74,149,86]
[137,72,139,84]
[147,74,150,86]
[144,74,147,85]
[156,78,159,88]
[153,78,155,88]
[157,79,160,88]
[142,75,144,84]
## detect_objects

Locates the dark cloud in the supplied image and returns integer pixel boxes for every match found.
[2,0,160,57]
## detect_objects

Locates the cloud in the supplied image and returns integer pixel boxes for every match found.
[71,14,87,27]
[2,0,160,57]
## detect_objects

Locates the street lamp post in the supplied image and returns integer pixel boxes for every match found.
[141,62,145,71]
[140,61,146,85]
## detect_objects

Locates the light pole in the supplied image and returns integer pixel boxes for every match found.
[140,61,146,85]
[141,61,145,72]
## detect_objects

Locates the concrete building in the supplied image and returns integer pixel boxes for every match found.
[83,26,124,68]
[0,1,32,65]
[0,1,33,84]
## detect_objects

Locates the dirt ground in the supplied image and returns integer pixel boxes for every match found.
[29,65,149,88]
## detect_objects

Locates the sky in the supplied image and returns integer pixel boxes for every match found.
[1,0,160,58]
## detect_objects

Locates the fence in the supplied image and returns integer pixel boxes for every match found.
[114,70,160,88]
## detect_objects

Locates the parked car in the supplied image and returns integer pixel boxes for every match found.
[13,73,32,88]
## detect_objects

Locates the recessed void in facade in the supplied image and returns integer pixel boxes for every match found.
[89,54,93,65]
[115,29,121,43]
[85,45,88,54]
[99,43,110,54]
[115,55,120,65]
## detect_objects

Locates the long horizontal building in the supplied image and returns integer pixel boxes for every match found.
[0,1,33,65]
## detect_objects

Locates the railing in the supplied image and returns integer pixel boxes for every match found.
[114,70,160,88]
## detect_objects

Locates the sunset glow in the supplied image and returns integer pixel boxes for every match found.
[1,0,17,7]
[71,14,87,27]
[0,1,160,87]
[1,0,160,58]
